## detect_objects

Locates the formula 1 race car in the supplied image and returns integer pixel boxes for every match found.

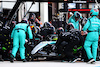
[28,29,86,62]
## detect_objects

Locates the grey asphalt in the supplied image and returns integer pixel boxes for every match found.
[0,61,100,67]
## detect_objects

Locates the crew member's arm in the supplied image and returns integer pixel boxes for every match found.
[98,20,100,41]
[81,19,90,35]
[82,19,90,31]
[11,27,15,39]
[27,25,33,39]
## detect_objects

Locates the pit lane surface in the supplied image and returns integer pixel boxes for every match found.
[0,61,100,67]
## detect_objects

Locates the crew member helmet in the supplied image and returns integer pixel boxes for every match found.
[90,8,99,16]
[21,18,28,23]
[43,22,52,28]
[29,13,36,20]
[74,11,82,19]
[57,27,64,34]
[67,23,74,31]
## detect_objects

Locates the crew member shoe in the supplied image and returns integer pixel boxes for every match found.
[10,54,14,63]
[70,58,81,63]
[87,58,95,64]
[22,59,27,62]
[91,61,96,64]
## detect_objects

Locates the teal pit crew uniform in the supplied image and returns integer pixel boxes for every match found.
[68,11,82,30]
[11,23,33,60]
[82,8,100,62]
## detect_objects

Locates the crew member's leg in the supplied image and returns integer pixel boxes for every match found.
[10,32,19,62]
[12,33,19,57]
[84,40,95,63]
[92,41,98,61]
[84,40,93,59]
[19,32,26,60]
